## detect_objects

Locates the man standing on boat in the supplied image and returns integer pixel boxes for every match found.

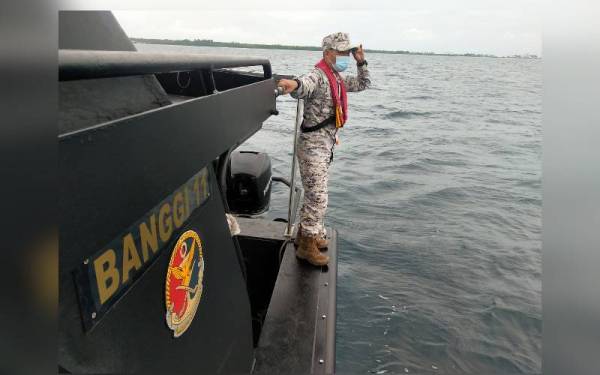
[278,32,370,266]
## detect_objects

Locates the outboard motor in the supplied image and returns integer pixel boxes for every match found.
[226,151,272,215]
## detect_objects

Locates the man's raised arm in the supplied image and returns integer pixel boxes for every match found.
[344,44,371,92]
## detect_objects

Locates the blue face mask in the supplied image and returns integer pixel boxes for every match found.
[333,55,350,72]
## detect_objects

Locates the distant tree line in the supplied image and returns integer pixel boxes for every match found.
[130,37,539,59]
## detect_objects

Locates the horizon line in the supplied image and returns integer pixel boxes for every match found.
[129,37,541,59]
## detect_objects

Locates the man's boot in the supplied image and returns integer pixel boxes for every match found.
[315,235,329,250]
[296,234,328,250]
[295,233,329,266]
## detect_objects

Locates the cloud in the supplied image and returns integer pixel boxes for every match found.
[113,5,541,56]
[400,28,435,42]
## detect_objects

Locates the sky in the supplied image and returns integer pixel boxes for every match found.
[111,0,542,56]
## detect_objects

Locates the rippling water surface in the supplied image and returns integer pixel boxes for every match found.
[140,44,542,374]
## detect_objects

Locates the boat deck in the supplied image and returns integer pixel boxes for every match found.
[235,217,337,375]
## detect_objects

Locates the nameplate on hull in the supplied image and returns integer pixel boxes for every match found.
[73,167,211,332]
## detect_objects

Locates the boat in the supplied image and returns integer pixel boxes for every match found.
[58,10,338,374]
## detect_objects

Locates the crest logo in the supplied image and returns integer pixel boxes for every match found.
[165,230,204,337]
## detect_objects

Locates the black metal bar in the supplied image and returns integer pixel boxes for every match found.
[272,176,290,188]
[59,49,273,81]
[209,68,219,93]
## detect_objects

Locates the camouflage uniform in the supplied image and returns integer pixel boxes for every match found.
[291,32,371,238]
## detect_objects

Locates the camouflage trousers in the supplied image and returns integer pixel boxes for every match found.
[297,125,337,239]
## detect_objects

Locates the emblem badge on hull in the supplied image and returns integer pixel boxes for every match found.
[165,230,204,337]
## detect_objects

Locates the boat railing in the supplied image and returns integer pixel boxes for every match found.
[286,98,304,237]
[58,49,272,81]
[274,86,305,238]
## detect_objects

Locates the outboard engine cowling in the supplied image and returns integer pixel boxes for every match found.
[226,151,272,215]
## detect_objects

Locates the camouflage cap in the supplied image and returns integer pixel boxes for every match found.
[322,32,358,52]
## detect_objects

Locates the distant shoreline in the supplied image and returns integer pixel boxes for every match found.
[131,38,540,60]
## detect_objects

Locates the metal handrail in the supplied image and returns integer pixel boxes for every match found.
[59,49,272,81]
[285,99,304,237]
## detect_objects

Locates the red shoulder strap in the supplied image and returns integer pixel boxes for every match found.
[315,59,348,127]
